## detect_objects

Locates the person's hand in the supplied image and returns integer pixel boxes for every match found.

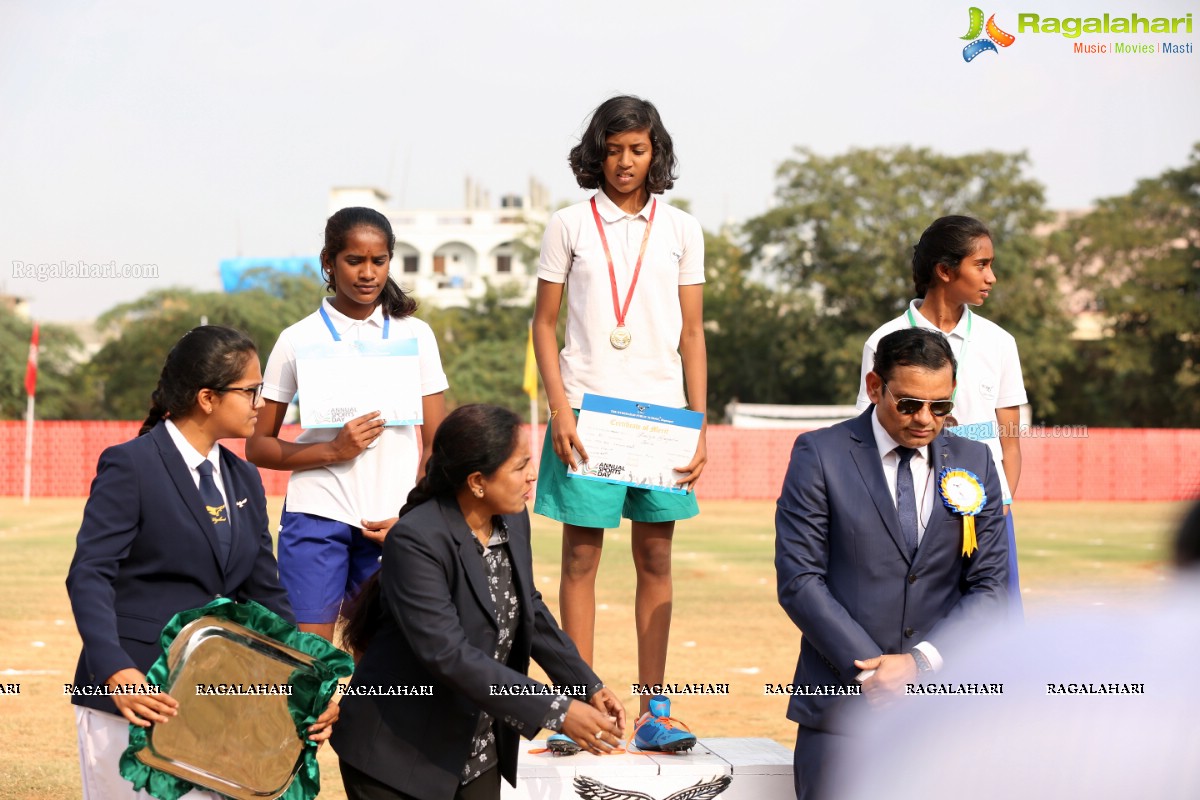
[675,429,708,491]
[560,699,621,755]
[329,411,386,461]
[550,410,586,470]
[106,668,178,727]
[588,687,627,735]
[854,654,918,707]
[360,517,398,545]
[306,699,340,745]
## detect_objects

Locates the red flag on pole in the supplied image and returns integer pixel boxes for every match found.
[24,323,39,396]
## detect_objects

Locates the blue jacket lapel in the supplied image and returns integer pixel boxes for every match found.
[914,433,956,564]
[218,448,251,575]
[150,422,227,576]
[847,409,911,564]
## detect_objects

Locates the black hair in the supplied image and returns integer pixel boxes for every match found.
[138,326,257,436]
[912,215,993,299]
[341,404,523,656]
[872,328,958,386]
[322,206,418,320]
[568,95,678,194]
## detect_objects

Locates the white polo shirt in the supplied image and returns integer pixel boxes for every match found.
[538,191,705,409]
[262,298,449,525]
[856,300,1027,502]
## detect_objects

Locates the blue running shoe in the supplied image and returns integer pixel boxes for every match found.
[633,694,696,752]
[546,732,581,755]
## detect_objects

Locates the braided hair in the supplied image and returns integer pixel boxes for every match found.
[138,326,257,436]
[911,215,992,299]
[322,206,417,320]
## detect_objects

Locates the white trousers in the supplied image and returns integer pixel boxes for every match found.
[75,706,222,800]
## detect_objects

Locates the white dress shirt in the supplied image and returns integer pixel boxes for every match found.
[870,409,936,544]
[869,408,944,672]
[164,419,228,508]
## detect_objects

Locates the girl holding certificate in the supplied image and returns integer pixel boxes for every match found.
[531,95,707,749]
[247,207,448,641]
[855,215,1027,611]
[67,326,337,799]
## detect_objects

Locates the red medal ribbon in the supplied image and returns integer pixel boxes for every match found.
[591,195,656,330]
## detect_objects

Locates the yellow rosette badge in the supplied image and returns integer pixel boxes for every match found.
[938,467,987,556]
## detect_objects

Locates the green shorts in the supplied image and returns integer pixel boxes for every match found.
[533,414,699,529]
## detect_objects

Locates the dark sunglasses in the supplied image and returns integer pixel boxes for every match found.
[211,382,264,404]
[883,384,954,417]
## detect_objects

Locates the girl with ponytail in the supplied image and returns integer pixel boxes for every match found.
[67,326,337,799]
[247,206,449,642]
[332,404,626,800]
[855,215,1028,614]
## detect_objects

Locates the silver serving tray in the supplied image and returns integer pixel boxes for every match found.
[135,616,319,800]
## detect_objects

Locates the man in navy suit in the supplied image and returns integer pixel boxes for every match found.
[775,328,1009,800]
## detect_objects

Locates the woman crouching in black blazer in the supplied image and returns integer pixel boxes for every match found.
[333,404,626,800]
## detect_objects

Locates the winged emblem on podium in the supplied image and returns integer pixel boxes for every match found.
[572,774,732,800]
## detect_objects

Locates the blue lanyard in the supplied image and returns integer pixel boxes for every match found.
[318,304,389,342]
[907,306,970,401]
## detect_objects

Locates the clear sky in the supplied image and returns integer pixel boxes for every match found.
[2,0,1197,321]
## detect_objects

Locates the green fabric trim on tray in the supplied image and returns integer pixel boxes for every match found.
[118,599,353,800]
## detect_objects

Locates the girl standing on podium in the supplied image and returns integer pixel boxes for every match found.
[531,95,707,749]
[67,326,336,799]
[247,206,448,641]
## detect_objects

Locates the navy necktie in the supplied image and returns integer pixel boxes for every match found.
[895,446,919,557]
[196,460,232,567]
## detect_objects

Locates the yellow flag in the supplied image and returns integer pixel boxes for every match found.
[523,323,538,400]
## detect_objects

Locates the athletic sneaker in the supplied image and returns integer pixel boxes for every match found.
[546,732,581,755]
[633,694,696,752]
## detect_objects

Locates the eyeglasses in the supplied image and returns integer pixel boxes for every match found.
[212,383,264,404]
[883,384,954,417]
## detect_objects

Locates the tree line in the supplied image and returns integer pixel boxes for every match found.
[3,144,1196,428]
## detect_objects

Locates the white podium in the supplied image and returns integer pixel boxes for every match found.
[503,737,793,800]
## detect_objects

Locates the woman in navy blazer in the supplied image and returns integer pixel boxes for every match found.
[66,326,337,799]
[332,404,626,800]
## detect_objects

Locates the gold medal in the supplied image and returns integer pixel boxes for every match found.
[609,326,631,350]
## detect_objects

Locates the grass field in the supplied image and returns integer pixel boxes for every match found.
[0,498,1189,799]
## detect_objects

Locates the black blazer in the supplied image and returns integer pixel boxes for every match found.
[775,409,1009,732]
[331,496,601,800]
[66,421,294,715]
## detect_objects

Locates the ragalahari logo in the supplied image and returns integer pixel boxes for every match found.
[962,7,1016,61]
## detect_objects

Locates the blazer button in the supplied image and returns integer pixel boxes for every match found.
[908,574,917,584]
[904,627,915,638]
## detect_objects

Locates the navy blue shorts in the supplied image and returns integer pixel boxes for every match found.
[277,509,383,624]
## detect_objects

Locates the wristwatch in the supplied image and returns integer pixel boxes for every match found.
[910,648,934,675]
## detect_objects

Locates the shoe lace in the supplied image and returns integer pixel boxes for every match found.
[639,714,692,733]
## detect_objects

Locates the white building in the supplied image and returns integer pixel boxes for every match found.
[328,179,550,308]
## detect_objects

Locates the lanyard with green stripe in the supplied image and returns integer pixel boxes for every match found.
[907,306,971,402]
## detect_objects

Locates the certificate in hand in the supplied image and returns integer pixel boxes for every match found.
[567,394,704,494]
[296,338,422,429]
